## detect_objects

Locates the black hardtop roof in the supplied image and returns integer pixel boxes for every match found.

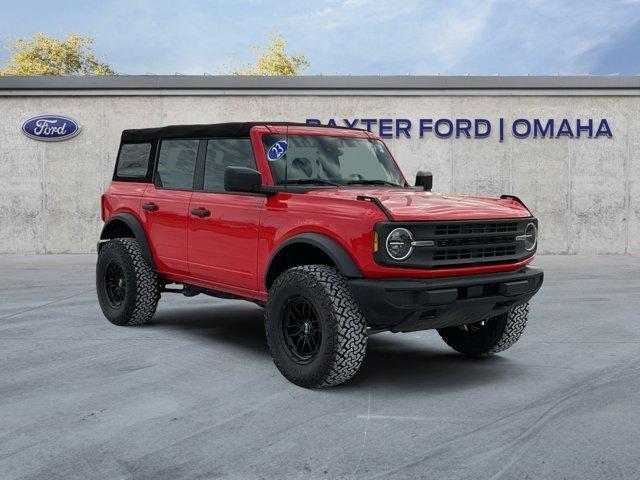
[121,121,364,143]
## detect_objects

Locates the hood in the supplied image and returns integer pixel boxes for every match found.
[305,187,531,221]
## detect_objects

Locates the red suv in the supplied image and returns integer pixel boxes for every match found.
[97,122,543,388]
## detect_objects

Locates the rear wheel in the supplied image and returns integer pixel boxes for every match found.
[437,303,529,356]
[96,238,160,326]
[265,265,367,388]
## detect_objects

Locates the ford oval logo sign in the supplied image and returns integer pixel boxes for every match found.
[21,115,81,142]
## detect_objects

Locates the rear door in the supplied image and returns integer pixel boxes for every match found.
[188,138,263,293]
[141,139,200,275]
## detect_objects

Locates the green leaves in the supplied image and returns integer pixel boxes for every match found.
[0,33,115,76]
[225,32,309,76]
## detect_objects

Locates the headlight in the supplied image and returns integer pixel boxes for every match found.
[524,222,537,251]
[519,222,537,251]
[385,228,414,260]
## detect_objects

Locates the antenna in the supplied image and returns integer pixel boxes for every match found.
[284,125,289,191]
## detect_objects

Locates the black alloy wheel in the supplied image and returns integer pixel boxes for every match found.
[104,261,127,307]
[281,296,322,363]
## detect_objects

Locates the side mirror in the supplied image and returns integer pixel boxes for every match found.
[224,166,262,193]
[415,171,433,191]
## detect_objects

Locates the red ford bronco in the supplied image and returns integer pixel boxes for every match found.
[97,122,543,388]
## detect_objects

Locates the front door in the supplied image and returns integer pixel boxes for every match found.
[141,139,199,276]
[188,138,263,293]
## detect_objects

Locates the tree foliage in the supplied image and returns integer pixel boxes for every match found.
[0,33,115,76]
[229,33,309,76]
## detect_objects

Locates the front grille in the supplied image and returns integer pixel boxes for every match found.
[428,220,525,266]
[433,245,518,262]
[375,218,536,268]
[436,235,514,247]
[435,222,518,236]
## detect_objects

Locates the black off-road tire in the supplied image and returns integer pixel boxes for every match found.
[96,238,160,326]
[437,303,529,356]
[265,265,367,388]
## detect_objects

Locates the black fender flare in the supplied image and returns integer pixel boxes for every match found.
[265,233,363,284]
[99,213,155,269]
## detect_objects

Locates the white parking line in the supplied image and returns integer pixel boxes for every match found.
[356,414,430,421]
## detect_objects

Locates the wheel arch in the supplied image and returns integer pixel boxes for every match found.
[264,233,363,290]
[99,213,155,269]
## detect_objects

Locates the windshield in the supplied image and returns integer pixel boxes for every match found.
[262,134,405,186]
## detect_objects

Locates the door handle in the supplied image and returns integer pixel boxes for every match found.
[142,202,159,212]
[191,208,211,218]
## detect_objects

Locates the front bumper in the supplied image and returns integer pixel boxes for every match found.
[347,266,543,332]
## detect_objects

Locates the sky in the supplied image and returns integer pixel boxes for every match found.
[0,0,639,75]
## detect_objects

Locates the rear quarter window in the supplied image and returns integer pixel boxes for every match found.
[115,143,152,179]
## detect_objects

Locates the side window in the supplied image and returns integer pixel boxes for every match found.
[155,139,199,190]
[203,139,256,192]
[116,143,151,178]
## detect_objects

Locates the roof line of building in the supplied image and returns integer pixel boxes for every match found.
[0,75,639,91]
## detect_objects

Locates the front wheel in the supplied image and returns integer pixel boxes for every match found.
[437,303,529,356]
[265,265,367,388]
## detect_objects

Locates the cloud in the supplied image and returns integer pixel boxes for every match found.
[415,0,640,75]
[0,0,638,75]
[575,19,640,74]
[285,0,497,74]
[413,1,497,73]
[293,0,424,31]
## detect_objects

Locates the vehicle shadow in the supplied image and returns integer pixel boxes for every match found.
[151,300,516,393]
[151,300,270,357]
[347,335,512,393]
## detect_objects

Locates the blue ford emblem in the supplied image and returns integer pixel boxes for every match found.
[21,115,81,142]
[267,140,288,161]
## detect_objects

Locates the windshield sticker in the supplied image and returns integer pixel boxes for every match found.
[267,140,288,161]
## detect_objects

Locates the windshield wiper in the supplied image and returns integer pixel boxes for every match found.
[346,179,402,187]
[278,179,340,187]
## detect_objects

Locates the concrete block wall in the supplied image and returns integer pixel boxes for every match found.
[0,93,637,254]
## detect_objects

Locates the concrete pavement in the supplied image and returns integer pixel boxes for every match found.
[1,254,639,479]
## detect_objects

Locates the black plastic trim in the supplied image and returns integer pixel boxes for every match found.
[500,194,532,215]
[356,195,394,221]
[193,139,208,191]
[265,233,363,286]
[348,266,543,331]
[99,213,155,269]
